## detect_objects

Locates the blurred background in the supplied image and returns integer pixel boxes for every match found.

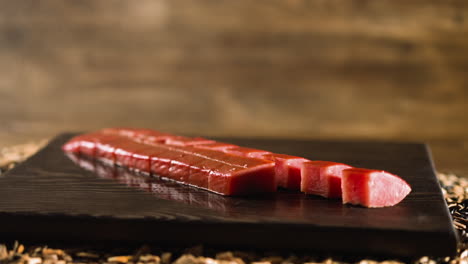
[0,1,467,175]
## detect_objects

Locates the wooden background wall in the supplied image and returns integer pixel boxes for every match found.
[1,0,467,148]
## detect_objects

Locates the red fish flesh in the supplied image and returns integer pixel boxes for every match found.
[63,128,412,207]
[261,154,310,190]
[63,132,276,196]
[342,168,412,207]
[301,161,352,198]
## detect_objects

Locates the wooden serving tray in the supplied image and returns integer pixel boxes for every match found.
[0,134,458,257]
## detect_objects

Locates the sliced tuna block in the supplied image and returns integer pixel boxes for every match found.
[262,154,310,190]
[132,146,168,173]
[150,148,187,180]
[224,147,271,159]
[63,132,276,196]
[208,164,276,195]
[342,168,412,208]
[187,157,217,188]
[154,145,276,195]
[62,132,111,157]
[173,146,277,194]
[78,137,97,157]
[64,128,411,203]
[301,161,352,198]
[95,134,126,163]
[114,141,146,168]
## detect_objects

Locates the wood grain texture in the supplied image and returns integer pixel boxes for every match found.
[0,134,458,257]
[0,1,468,141]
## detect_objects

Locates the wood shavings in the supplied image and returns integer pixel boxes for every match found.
[139,255,161,264]
[75,252,99,259]
[161,253,172,264]
[0,140,47,175]
[108,256,133,263]
[0,244,8,260]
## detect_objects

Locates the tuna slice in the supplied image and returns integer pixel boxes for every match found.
[342,168,412,208]
[262,154,309,190]
[301,161,352,198]
[63,132,276,196]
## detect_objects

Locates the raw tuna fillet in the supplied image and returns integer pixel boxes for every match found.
[224,147,271,159]
[63,132,276,196]
[154,144,276,195]
[261,154,309,190]
[63,132,121,160]
[301,161,352,198]
[342,168,412,208]
[65,128,412,206]
[95,134,126,164]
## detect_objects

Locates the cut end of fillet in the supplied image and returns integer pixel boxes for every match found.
[342,168,412,208]
[301,161,351,198]
[262,154,309,190]
[209,163,276,196]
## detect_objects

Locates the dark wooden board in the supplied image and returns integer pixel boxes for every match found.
[0,134,458,257]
